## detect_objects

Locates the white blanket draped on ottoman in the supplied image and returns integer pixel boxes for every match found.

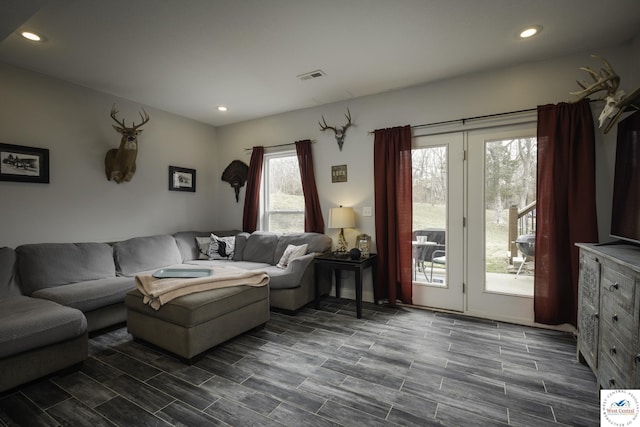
[136,265,269,310]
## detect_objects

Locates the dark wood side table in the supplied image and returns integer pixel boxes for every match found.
[314,253,377,318]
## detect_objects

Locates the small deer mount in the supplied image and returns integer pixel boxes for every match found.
[319,108,352,151]
[570,55,640,134]
[105,104,150,183]
[221,160,249,202]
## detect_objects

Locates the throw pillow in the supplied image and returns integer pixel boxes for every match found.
[208,234,235,260]
[276,244,308,269]
[195,236,211,260]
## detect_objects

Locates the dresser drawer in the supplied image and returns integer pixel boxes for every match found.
[601,264,636,315]
[599,351,632,389]
[600,291,635,342]
[600,324,635,375]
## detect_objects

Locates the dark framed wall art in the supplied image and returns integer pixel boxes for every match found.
[169,166,196,192]
[0,143,50,183]
[332,164,347,183]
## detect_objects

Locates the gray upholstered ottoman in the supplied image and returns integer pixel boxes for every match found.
[124,284,269,362]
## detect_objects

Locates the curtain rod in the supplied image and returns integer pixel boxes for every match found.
[367,107,538,134]
[244,140,316,152]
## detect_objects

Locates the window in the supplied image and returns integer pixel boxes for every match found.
[261,151,304,233]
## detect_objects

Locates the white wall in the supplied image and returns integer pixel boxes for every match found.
[215,43,635,301]
[0,62,219,247]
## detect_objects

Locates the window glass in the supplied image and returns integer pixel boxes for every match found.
[263,152,304,232]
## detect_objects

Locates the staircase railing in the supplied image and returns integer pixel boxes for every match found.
[508,201,536,264]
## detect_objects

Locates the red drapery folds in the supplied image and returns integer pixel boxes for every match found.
[295,139,325,233]
[535,100,598,326]
[373,125,413,305]
[242,146,264,233]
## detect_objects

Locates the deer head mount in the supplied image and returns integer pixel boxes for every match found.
[570,55,640,134]
[319,108,352,151]
[105,104,150,183]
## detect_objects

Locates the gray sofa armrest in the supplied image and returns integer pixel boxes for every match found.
[264,253,314,289]
[0,247,21,297]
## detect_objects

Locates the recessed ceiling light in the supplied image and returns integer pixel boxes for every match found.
[21,31,43,42]
[519,26,542,39]
[217,106,228,112]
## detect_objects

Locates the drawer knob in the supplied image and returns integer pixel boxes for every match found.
[609,379,616,387]
[635,355,640,363]
[610,346,617,355]
[594,312,599,319]
[609,282,619,291]
[612,314,619,322]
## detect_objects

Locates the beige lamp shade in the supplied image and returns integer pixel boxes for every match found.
[328,206,355,253]
[328,206,355,229]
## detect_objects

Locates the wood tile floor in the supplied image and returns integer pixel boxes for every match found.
[0,297,599,426]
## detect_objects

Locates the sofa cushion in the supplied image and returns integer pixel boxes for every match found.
[273,233,331,264]
[242,232,279,264]
[114,234,182,276]
[16,243,116,296]
[0,247,21,298]
[233,233,250,261]
[173,231,211,262]
[0,296,87,358]
[173,231,241,262]
[32,276,135,312]
[208,234,235,260]
[276,244,308,269]
[195,236,211,259]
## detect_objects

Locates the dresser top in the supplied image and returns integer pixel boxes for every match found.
[577,242,640,273]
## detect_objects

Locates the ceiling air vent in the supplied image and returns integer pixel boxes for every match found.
[297,69,326,81]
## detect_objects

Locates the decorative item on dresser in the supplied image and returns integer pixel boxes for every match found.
[576,243,640,389]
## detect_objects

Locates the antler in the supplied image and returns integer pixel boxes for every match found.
[570,55,620,102]
[319,108,352,134]
[319,116,337,133]
[341,108,352,133]
[110,104,150,130]
[110,105,126,129]
[602,86,640,134]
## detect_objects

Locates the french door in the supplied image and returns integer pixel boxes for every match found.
[412,123,536,324]
[466,125,536,324]
[411,133,464,312]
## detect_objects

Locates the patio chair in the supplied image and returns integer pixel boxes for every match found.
[429,249,446,282]
[412,229,445,281]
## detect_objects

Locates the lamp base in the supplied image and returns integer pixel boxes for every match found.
[336,228,349,253]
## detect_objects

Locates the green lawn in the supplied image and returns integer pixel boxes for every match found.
[413,202,511,273]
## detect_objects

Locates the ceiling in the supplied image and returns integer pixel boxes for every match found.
[1,0,639,127]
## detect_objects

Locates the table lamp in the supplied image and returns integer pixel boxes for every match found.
[328,206,355,255]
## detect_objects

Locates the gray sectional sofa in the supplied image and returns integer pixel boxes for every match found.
[0,230,331,392]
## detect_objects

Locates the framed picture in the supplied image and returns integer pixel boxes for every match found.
[0,143,50,184]
[331,164,347,183]
[169,166,196,192]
